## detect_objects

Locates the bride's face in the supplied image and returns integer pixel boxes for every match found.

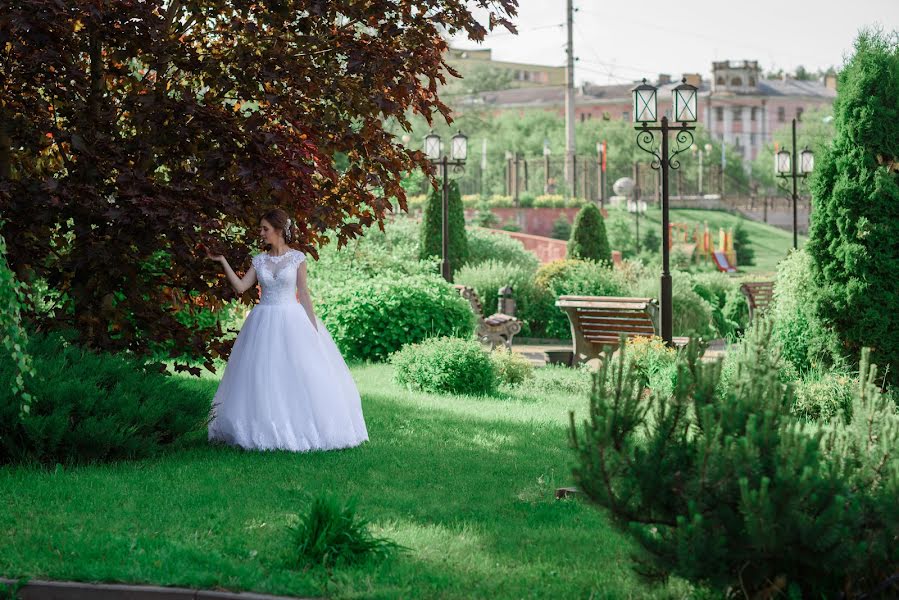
[259,219,282,246]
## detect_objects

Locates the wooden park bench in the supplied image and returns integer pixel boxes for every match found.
[555,295,689,364]
[740,281,775,324]
[454,285,522,350]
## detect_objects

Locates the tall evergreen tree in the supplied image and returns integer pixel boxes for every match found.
[567,203,611,262]
[419,179,469,276]
[806,30,899,379]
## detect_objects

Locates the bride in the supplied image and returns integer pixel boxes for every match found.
[205,208,368,452]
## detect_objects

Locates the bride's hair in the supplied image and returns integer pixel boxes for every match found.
[261,208,298,244]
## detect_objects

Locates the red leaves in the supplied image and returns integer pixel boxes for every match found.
[1,0,517,370]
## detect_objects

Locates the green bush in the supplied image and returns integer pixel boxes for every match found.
[550,214,572,240]
[690,272,744,339]
[289,494,400,568]
[490,349,534,386]
[792,369,855,423]
[0,333,209,465]
[571,323,899,597]
[633,271,716,339]
[317,275,475,362]
[624,335,677,396]
[391,336,496,395]
[806,30,899,383]
[769,249,843,372]
[529,364,593,396]
[527,259,628,340]
[732,219,755,266]
[0,227,36,419]
[567,204,611,262]
[419,179,469,274]
[466,228,539,271]
[454,259,537,334]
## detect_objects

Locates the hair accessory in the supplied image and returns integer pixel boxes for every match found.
[285,217,293,242]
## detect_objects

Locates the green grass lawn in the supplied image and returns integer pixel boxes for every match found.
[0,364,701,599]
[638,208,804,274]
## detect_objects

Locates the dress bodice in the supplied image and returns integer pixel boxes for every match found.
[252,250,306,305]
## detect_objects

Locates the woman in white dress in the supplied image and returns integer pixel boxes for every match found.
[204,208,368,452]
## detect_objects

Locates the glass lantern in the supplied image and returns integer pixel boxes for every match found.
[632,79,658,123]
[672,79,698,122]
[800,147,814,174]
[776,149,792,174]
[423,131,441,161]
[451,131,468,161]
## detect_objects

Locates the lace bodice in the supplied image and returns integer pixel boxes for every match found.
[252,250,306,305]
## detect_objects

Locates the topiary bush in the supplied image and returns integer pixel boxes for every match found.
[732,219,755,266]
[391,336,496,395]
[570,322,899,598]
[567,203,611,262]
[420,179,469,274]
[806,30,899,382]
[0,332,210,465]
[466,227,539,271]
[317,275,474,363]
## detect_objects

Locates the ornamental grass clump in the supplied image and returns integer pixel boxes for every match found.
[289,494,400,568]
[391,336,496,395]
[570,320,899,598]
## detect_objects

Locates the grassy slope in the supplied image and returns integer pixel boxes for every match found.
[0,364,698,600]
[637,208,805,274]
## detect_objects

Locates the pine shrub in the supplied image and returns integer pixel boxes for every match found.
[732,219,755,266]
[806,30,899,382]
[567,203,611,262]
[420,179,469,275]
[316,275,474,363]
[391,336,496,395]
[570,321,899,597]
[0,333,209,465]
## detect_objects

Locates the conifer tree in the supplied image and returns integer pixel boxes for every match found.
[419,179,469,276]
[567,203,611,262]
[806,30,899,379]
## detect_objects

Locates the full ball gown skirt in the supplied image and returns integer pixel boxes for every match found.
[208,250,369,451]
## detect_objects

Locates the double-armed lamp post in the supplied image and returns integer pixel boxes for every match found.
[631,78,698,346]
[424,130,468,282]
[775,119,814,249]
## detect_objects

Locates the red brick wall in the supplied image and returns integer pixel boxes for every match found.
[465,207,607,237]
[471,227,568,263]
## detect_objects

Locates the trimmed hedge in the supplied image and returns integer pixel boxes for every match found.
[567,204,611,262]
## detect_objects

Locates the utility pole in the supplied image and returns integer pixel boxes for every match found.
[564,0,576,195]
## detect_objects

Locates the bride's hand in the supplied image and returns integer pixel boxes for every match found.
[202,245,224,263]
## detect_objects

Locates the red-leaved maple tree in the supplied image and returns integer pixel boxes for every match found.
[0,0,517,373]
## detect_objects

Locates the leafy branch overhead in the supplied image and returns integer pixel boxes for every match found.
[0,0,517,370]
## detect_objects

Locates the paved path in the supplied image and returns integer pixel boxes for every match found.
[0,578,320,600]
[512,338,729,367]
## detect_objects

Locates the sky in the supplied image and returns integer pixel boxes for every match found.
[451,0,898,85]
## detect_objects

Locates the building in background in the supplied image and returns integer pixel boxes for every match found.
[468,59,836,161]
[444,47,566,88]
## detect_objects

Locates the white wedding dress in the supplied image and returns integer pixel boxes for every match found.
[208,249,369,452]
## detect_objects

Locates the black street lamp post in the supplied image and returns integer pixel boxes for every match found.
[775,118,814,249]
[632,78,698,346]
[424,130,468,282]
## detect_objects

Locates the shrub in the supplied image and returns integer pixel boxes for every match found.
[518,192,535,208]
[490,349,534,386]
[570,323,899,597]
[792,369,855,423]
[550,214,572,240]
[633,271,716,339]
[806,31,899,383]
[732,219,755,266]
[454,259,537,334]
[0,333,209,465]
[604,209,636,256]
[528,259,628,339]
[419,179,468,274]
[391,336,496,395]
[769,249,842,372]
[567,204,611,262]
[624,335,677,396]
[690,272,743,339]
[466,228,539,271]
[316,275,475,362]
[0,228,36,419]
[289,494,400,568]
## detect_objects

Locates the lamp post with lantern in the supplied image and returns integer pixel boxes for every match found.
[631,77,697,346]
[775,118,814,250]
[423,130,468,282]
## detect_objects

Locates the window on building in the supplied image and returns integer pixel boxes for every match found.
[716,107,724,122]
[731,77,743,86]
[733,107,742,120]
[750,107,757,121]
[749,77,756,86]
[796,107,804,121]
[622,110,630,121]
[778,106,786,122]
[716,76,725,85]
[580,113,585,123]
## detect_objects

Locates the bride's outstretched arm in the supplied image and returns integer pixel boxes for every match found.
[296,262,318,331]
[206,249,257,294]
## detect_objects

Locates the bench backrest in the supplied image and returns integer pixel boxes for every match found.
[556,295,660,348]
[740,282,774,320]
[454,284,484,318]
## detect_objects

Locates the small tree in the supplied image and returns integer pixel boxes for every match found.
[419,179,468,275]
[806,30,899,380]
[550,214,572,240]
[567,204,611,262]
[732,220,755,266]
